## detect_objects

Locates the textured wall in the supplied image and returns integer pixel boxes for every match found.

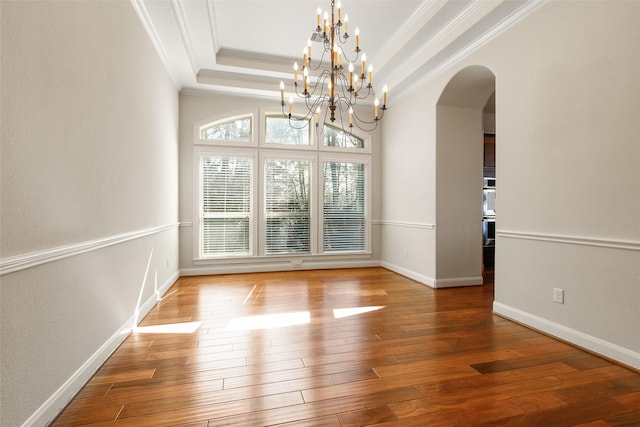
[382,1,640,365]
[0,1,179,425]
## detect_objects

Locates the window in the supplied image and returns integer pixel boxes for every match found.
[199,155,253,257]
[195,110,371,261]
[323,124,364,149]
[200,115,252,142]
[264,115,310,146]
[264,158,311,254]
[323,161,366,252]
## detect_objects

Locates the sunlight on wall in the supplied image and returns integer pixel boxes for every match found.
[133,248,155,327]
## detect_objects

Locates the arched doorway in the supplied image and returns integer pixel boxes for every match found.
[434,65,495,287]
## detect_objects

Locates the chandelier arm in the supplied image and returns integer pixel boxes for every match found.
[351,107,379,127]
[284,106,314,129]
[315,103,333,136]
[288,118,313,130]
[334,73,353,102]
[293,82,310,99]
[337,44,360,66]
[351,114,379,132]
[307,47,330,73]
[334,97,352,129]
[306,70,331,101]
[306,94,328,118]
[353,84,372,100]
[282,98,316,125]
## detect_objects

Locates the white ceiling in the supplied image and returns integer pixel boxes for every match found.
[131,0,545,100]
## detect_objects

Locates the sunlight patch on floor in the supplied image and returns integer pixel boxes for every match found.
[226,311,311,331]
[134,321,202,334]
[333,306,385,319]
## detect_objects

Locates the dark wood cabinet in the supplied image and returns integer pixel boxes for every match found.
[484,133,495,177]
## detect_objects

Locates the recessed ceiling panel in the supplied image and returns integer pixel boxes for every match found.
[212,0,422,62]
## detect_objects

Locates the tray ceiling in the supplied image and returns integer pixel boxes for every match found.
[131,0,545,100]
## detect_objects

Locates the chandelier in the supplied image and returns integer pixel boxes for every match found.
[279,0,387,134]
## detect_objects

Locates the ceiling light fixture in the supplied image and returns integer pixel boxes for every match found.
[279,0,387,134]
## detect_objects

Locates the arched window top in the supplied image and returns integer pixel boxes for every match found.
[199,114,252,142]
[323,124,364,149]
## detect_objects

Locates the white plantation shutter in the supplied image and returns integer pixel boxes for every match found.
[200,155,252,256]
[323,161,366,252]
[264,158,311,254]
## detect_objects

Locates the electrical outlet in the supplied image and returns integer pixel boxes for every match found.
[553,288,564,304]
[403,249,408,259]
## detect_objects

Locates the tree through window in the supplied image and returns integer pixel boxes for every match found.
[323,161,366,252]
[265,158,311,254]
[200,115,252,142]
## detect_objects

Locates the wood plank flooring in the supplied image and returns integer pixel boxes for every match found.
[52,268,640,426]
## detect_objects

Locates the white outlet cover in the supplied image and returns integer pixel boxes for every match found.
[553,288,564,304]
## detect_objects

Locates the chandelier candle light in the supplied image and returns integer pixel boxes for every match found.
[279,0,388,133]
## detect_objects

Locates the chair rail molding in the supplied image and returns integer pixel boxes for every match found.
[374,220,436,230]
[0,223,179,276]
[497,229,640,252]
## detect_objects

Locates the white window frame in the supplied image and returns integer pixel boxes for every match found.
[319,122,372,154]
[260,150,317,257]
[192,110,373,263]
[195,109,259,147]
[319,152,371,254]
[260,111,317,150]
[194,146,258,260]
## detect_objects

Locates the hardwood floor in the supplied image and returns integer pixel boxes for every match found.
[52,268,640,426]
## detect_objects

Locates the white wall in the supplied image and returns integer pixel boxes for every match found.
[491,0,640,368]
[435,105,483,284]
[382,1,640,368]
[0,2,179,426]
[178,92,383,275]
[380,90,437,285]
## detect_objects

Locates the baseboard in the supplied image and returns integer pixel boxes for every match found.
[433,276,483,288]
[379,261,436,288]
[181,259,381,276]
[379,262,482,289]
[493,301,640,371]
[23,271,180,427]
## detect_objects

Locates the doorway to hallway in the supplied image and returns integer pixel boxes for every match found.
[435,65,495,289]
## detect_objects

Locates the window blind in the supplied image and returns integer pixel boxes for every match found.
[201,156,252,256]
[264,158,311,254]
[323,161,366,252]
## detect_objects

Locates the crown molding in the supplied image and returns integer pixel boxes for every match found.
[392,0,548,102]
